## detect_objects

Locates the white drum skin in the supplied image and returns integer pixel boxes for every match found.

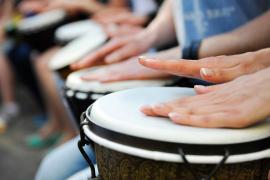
[49,31,107,72]
[18,10,67,33]
[55,20,103,44]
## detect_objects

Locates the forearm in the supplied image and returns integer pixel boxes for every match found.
[199,11,270,58]
[152,46,181,59]
[82,1,106,14]
[108,0,128,8]
[1,0,13,22]
[139,0,176,50]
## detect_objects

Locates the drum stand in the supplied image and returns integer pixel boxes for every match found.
[178,148,229,180]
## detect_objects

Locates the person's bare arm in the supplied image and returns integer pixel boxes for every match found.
[1,0,13,22]
[144,0,176,49]
[108,0,128,7]
[199,11,270,58]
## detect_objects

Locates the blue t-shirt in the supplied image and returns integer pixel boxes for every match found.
[174,0,270,54]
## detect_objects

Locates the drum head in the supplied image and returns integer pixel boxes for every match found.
[49,31,107,70]
[66,67,174,93]
[55,20,102,43]
[18,9,66,32]
[88,87,270,145]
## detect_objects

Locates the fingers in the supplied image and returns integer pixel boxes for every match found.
[194,84,223,94]
[70,38,126,70]
[105,43,142,63]
[80,73,101,81]
[139,57,201,78]
[139,56,243,83]
[168,112,234,128]
[141,102,243,128]
[140,105,157,116]
[200,66,243,83]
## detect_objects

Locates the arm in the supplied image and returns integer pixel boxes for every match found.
[108,0,128,7]
[199,11,270,58]
[71,0,177,69]
[144,0,176,49]
[1,0,13,22]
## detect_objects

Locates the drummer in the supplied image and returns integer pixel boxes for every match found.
[71,0,270,83]
[36,0,270,179]
[30,0,161,149]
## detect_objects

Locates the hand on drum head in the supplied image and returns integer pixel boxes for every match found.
[103,24,143,38]
[94,10,148,27]
[80,58,170,82]
[18,0,48,14]
[141,67,270,128]
[71,33,152,70]
[139,49,270,83]
[45,0,102,14]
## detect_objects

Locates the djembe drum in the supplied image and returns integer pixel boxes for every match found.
[79,87,270,180]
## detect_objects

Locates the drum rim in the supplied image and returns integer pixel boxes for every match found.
[18,9,67,33]
[87,87,270,144]
[84,105,270,157]
[83,121,270,164]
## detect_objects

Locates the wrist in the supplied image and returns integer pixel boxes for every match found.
[254,48,270,67]
[83,3,105,14]
[137,28,157,50]
[142,27,159,49]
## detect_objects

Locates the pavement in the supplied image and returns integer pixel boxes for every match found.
[0,86,49,180]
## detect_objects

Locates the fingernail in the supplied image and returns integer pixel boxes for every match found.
[201,68,213,77]
[194,85,206,89]
[138,56,146,60]
[169,112,181,119]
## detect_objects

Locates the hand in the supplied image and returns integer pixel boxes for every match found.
[81,57,170,82]
[103,24,143,38]
[139,49,270,83]
[71,32,153,70]
[46,0,102,14]
[93,7,128,21]
[141,67,270,128]
[94,9,147,26]
[18,0,48,14]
